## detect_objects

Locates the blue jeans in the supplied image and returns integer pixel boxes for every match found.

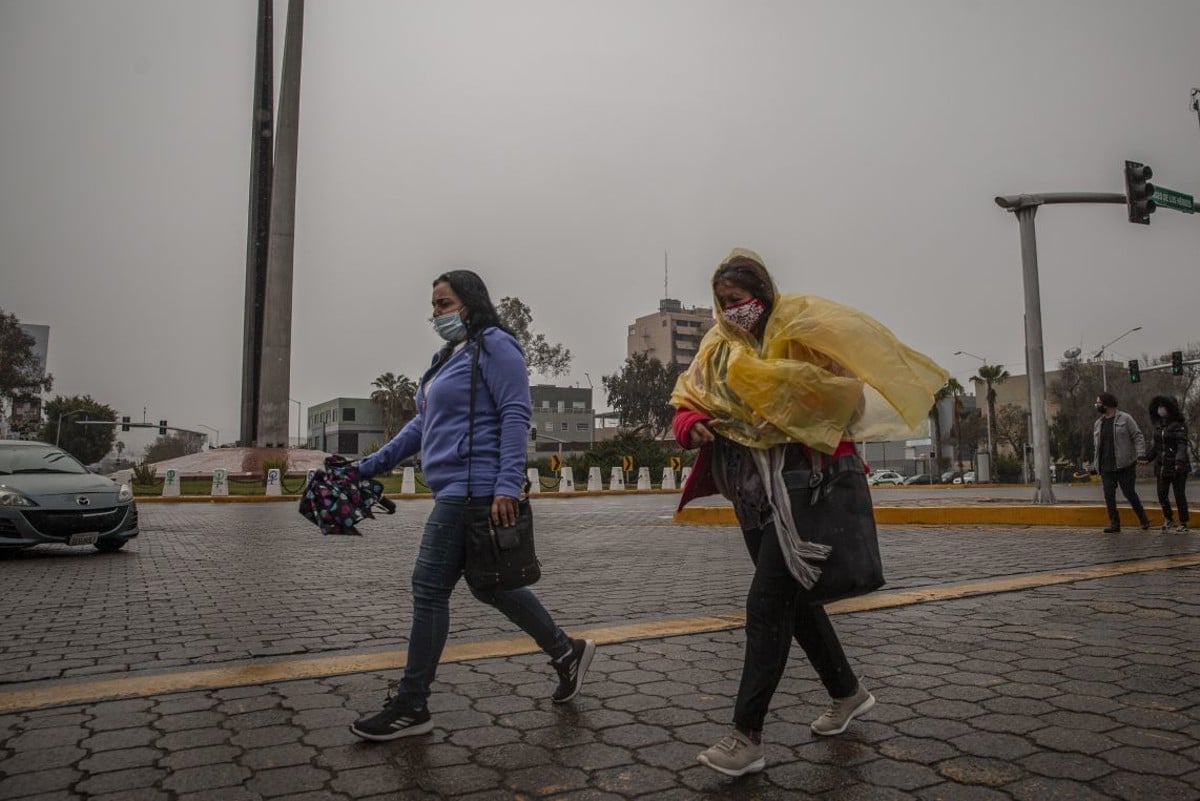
[395,496,571,707]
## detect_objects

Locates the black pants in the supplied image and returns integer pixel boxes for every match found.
[1101,466,1149,528]
[733,524,858,733]
[1156,473,1189,525]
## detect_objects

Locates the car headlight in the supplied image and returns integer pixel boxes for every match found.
[0,486,36,507]
[118,483,134,502]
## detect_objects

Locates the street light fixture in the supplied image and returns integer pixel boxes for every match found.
[1091,326,1141,391]
[197,424,220,448]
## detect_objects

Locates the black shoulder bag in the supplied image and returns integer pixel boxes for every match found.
[462,338,541,592]
[783,450,884,604]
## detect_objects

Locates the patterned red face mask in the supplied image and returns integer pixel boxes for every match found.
[722,297,766,332]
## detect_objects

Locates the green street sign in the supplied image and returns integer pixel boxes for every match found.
[1152,186,1195,214]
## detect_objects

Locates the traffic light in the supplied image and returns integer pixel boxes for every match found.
[1123,160,1155,224]
[1128,359,1141,384]
[529,425,537,441]
[159,420,167,435]
[121,416,130,432]
[1171,350,1184,375]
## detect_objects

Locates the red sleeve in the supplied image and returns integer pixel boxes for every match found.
[673,408,711,448]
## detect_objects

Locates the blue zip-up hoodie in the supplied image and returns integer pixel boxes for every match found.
[358,327,531,499]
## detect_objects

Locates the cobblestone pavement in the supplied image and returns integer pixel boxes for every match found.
[1,497,1198,799]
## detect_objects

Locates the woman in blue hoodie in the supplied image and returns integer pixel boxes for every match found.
[349,270,595,742]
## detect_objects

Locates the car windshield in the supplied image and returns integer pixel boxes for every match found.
[0,445,89,475]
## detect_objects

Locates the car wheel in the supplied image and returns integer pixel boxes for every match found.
[95,539,126,554]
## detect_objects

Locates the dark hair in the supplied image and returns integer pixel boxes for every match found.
[1148,394,1183,423]
[1097,392,1119,409]
[431,270,515,364]
[433,270,510,339]
[712,259,773,307]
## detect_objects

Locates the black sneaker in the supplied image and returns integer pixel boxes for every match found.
[551,638,596,703]
[349,695,433,742]
[1102,526,1121,533]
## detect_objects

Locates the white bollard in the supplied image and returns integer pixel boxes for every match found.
[265,468,282,496]
[401,466,416,494]
[587,466,603,491]
[559,466,575,493]
[211,468,228,496]
[609,467,626,491]
[661,467,676,490]
[526,468,541,493]
[637,466,651,490]
[162,468,181,497]
[680,466,692,486]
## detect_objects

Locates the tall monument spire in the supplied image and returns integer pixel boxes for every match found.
[239,0,273,446]
[257,0,305,447]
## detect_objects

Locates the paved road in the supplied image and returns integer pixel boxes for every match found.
[1,497,1198,800]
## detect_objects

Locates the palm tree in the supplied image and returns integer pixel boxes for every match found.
[370,372,418,440]
[943,378,967,470]
[970,364,1010,460]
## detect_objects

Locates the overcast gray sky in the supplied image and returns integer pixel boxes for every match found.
[3,0,1199,453]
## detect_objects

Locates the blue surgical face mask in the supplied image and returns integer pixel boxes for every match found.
[432,310,467,342]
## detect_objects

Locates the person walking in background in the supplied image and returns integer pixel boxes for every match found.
[1092,391,1150,533]
[349,270,594,742]
[1143,395,1190,533]
[672,248,946,777]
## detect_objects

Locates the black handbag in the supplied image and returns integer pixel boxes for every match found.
[461,338,541,592]
[464,497,540,592]
[783,453,884,604]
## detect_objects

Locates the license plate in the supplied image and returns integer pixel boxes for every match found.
[68,532,99,547]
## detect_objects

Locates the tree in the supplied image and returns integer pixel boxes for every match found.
[970,363,1010,460]
[0,309,53,418]
[497,297,571,378]
[40,395,116,465]
[144,432,205,463]
[601,352,684,442]
[929,382,952,469]
[370,372,417,440]
[941,378,967,469]
[993,403,1029,457]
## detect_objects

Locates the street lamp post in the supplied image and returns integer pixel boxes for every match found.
[954,350,995,462]
[55,410,88,448]
[198,424,220,448]
[1092,326,1141,392]
[290,398,302,447]
[583,373,595,449]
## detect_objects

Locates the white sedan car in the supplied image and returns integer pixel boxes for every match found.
[868,470,906,486]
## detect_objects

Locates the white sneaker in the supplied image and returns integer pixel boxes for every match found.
[697,730,765,777]
[811,684,875,736]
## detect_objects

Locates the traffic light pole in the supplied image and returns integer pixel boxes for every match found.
[994,192,1127,504]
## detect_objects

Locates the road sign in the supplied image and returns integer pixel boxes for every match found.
[549,454,562,472]
[1152,186,1195,213]
[668,457,682,471]
[621,455,634,472]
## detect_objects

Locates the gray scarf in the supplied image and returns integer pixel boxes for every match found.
[751,447,832,589]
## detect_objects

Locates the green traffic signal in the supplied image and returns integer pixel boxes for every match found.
[1171,350,1184,375]
[1128,359,1141,383]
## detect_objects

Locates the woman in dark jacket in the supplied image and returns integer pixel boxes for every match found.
[1143,395,1190,533]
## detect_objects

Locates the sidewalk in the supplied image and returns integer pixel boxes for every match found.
[1,498,1197,800]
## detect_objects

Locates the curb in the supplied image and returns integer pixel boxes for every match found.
[673,505,1172,528]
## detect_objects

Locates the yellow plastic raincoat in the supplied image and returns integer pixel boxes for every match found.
[671,249,948,454]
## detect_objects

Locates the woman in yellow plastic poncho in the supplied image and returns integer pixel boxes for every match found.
[673,249,947,777]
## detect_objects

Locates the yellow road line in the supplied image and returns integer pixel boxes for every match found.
[3,555,1198,713]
